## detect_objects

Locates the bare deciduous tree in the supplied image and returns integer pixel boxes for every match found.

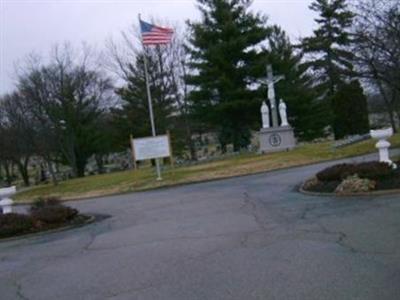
[17,44,114,177]
[0,92,35,186]
[353,0,400,130]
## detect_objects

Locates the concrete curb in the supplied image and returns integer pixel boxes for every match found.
[0,214,96,243]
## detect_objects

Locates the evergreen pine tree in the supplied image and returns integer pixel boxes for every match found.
[113,51,176,144]
[186,0,270,151]
[302,0,366,138]
[332,80,370,139]
[267,26,328,140]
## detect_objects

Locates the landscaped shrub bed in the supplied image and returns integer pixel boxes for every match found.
[0,213,35,237]
[30,197,78,225]
[0,197,89,239]
[304,160,400,194]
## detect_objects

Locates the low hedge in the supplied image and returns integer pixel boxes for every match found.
[304,160,400,194]
[316,162,394,182]
[30,197,78,224]
[0,197,81,239]
[355,162,394,180]
[0,213,34,238]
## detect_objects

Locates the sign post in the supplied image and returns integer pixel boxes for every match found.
[167,130,174,168]
[130,134,137,170]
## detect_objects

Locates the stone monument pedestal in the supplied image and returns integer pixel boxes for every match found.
[259,126,296,153]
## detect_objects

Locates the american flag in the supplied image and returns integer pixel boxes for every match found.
[140,20,174,46]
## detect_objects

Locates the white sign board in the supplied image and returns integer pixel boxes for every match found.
[132,135,171,161]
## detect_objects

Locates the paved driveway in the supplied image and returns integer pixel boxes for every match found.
[1,153,400,300]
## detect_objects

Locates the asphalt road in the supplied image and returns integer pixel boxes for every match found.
[1,153,400,300]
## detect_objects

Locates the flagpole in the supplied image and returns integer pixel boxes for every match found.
[139,14,162,181]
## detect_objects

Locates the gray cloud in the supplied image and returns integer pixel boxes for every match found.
[1,0,315,94]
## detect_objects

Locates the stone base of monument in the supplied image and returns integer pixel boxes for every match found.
[259,126,296,153]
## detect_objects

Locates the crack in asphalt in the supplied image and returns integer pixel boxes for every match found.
[105,281,166,299]
[82,231,254,252]
[12,279,29,300]
[242,191,277,231]
[299,203,318,220]
[244,189,398,257]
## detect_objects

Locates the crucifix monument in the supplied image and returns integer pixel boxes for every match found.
[259,65,296,153]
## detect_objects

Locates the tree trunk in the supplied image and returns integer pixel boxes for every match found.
[180,58,197,161]
[16,158,30,187]
[376,80,397,132]
[76,158,87,177]
[2,162,12,186]
[183,118,197,161]
[95,154,105,174]
[188,139,197,161]
[62,137,79,178]
[46,159,58,186]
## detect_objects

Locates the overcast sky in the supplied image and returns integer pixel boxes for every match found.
[0,0,316,95]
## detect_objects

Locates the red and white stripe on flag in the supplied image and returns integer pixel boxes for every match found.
[140,20,174,46]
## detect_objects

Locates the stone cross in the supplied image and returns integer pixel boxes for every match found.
[266,65,284,128]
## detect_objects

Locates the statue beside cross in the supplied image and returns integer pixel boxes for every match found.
[260,64,289,128]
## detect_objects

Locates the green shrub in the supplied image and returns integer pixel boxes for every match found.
[316,161,394,182]
[31,206,78,224]
[0,213,34,238]
[0,197,81,239]
[354,162,393,180]
[316,164,354,181]
[30,197,78,224]
[30,197,61,211]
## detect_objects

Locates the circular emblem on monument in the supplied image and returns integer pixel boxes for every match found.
[269,133,282,147]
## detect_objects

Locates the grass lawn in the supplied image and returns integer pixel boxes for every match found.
[15,134,400,203]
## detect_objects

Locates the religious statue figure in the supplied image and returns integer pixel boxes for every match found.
[267,82,275,109]
[266,65,284,127]
[279,99,289,127]
[261,101,270,128]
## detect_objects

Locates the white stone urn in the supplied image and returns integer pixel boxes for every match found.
[0,186,16,214]
[370,127,396,168]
